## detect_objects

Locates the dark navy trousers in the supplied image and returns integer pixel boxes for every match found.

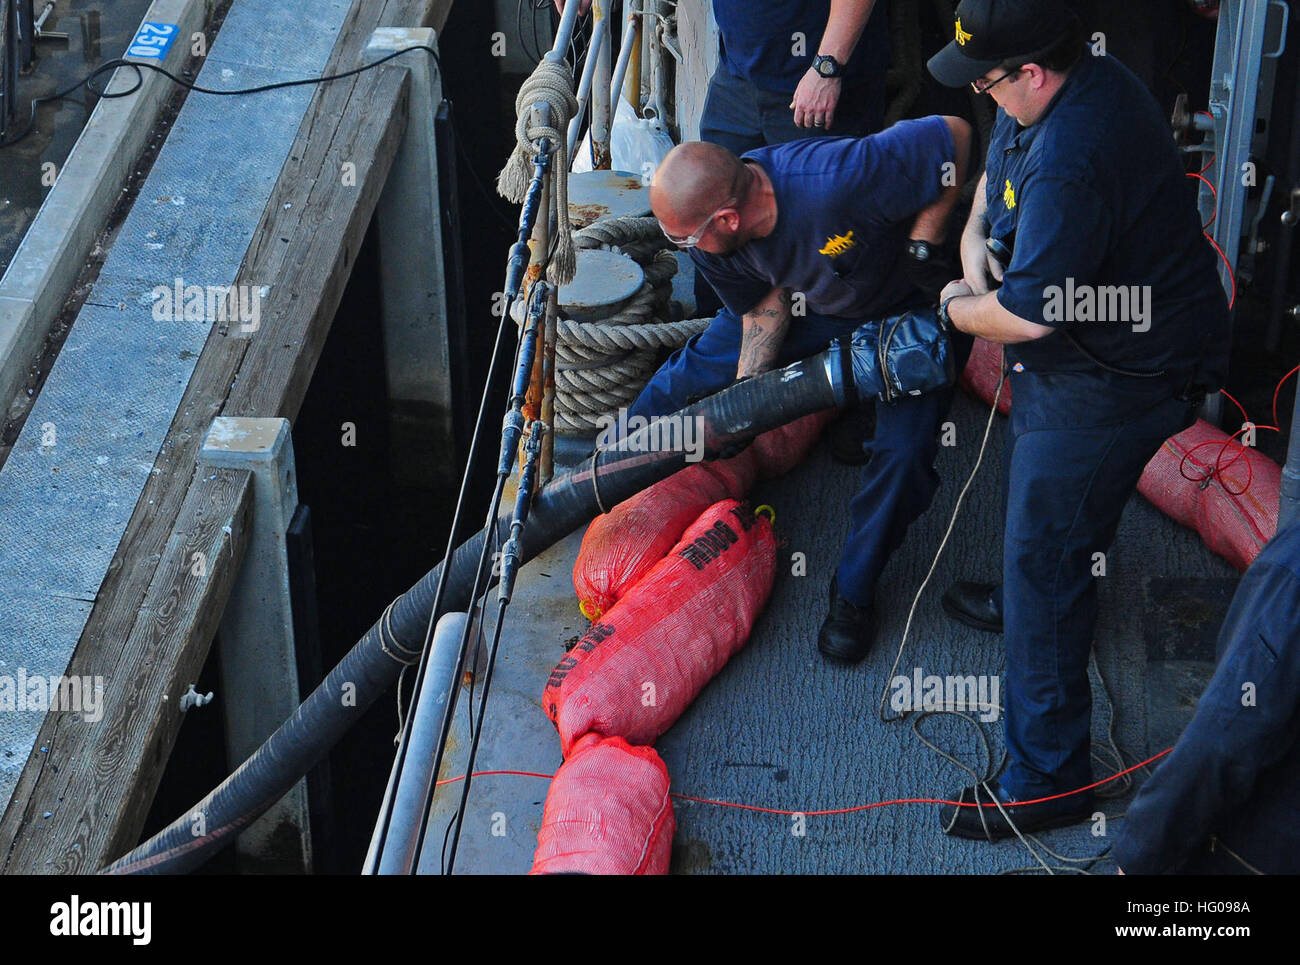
[626,306,967,608]
[998,371,1198,801]
[699,63,885,156]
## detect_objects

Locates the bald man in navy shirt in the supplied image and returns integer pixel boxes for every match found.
[639,115,972,662]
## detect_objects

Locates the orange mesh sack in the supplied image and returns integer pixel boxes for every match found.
[960,338,1011,414]
[573,450,758,620]
[548,499,777,755]
[529,734,674,875]
[1138,419,1280,572]
[749,409,836,480]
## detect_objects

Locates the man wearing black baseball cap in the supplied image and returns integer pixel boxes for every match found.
[927,0,1078,89]
[925,0,1231,842]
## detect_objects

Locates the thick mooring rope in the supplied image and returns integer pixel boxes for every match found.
[497,59,580,285]
[548,219,709,434]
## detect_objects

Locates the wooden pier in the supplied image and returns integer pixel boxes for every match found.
[0,0,452,874]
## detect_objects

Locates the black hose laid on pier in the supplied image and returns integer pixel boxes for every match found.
[104,310,953,874]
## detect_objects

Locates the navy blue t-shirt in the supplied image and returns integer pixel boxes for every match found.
[713,0,891,93]
[985,48,1230,387]
[690,115,955,321]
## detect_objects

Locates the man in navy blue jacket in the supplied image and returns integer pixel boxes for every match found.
[928,0,1229,841]
[1113,521,1300,875]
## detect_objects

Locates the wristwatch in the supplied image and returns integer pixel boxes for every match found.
[938,295,958,330]
[907,239,935,262]
[811,54,845,78]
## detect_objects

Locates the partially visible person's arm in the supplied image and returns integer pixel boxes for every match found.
[960,172,1004,294]
[908,116,970,245]
[940,281,1054,343]
[791,0,877,129]
[942,173,1108,343]
[736,286,793,378]
[1112,550,1300,874]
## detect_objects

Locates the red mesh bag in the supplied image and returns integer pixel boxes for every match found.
[749,409,835,479]
[572,408,828,620]
[960,338,1012,414]
[548,499,777,755]
[1138,419,1280,572]
[529,734,674,875]
[573,451,758,620]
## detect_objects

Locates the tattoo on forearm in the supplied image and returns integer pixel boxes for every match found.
[738,289,792,376]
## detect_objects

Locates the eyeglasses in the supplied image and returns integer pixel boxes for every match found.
[971,66,1022,94]
[660,197,738,249]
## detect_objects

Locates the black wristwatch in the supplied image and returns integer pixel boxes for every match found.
[811,54,845,78]
[938,295,957,330]
[907,239,935,262]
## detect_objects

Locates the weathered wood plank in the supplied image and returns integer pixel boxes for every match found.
[1,468,253,874]
[224,67,409,421]
[1,0,440,871]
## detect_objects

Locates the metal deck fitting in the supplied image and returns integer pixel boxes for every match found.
[557,248,645,322]
[566,169,652,227]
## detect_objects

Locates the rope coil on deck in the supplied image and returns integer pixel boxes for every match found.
[542,217,712,434]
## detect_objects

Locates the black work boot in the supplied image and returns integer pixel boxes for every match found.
[941,581,1003,633]
[817,577,878,663]
[938,779,1094,841]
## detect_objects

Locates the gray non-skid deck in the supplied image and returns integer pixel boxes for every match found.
[0,0,352,807]
[421,391,1238,874]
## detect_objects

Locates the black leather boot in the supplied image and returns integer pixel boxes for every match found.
[938,779,1094,841]
[817,577,878,663]
[941,581,1003,633]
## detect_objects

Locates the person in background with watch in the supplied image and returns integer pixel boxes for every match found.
[559,1,894,459]
[925,0,1230,841]
[702,0,890,152]
[632,114,972,663]
[555,1,890,147]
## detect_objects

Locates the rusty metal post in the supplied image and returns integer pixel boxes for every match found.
[521,104,552,460]
[610,8,641,120]
[539,288,558,481]
[625,1,643,111]
[591,0,613,169]
[567,9,608,159]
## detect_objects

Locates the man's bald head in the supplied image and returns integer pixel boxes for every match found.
[650,141,747,226]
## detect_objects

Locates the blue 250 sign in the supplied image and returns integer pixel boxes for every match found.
[127,22,178,60]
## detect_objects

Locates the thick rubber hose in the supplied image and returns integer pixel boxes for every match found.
[103,357,842,874]
[105,310,953,874]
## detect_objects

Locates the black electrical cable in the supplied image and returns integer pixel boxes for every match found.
[441,407,547,874]
[408,276,548,873]
[365,276,540,874]
[0,39,519,259]
[0,42,443,148]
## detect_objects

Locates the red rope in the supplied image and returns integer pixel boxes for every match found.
[435,749,1174,815]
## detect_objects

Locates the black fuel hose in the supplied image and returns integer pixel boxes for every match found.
[104,310,952,874]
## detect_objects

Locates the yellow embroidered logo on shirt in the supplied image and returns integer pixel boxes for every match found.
[819,230,856,257]
[1003,179,1016,209]
[955,19,973,46]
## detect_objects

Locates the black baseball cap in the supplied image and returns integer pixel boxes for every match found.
[927,0,1076,87]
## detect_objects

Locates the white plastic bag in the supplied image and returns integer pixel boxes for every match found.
[572,98,675,176]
